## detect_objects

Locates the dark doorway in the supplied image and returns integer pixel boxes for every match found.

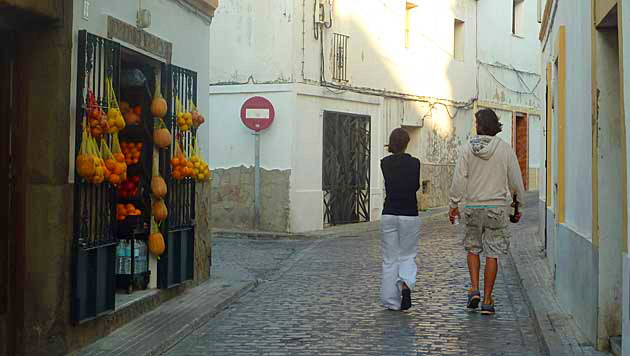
[322,111,371,226]
[0,29,16,356]
[514,113,528,190]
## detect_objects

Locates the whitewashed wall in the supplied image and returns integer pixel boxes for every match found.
[208,85,294,169]
[210,0,479,102]
[209,0,295,84]
[541,1,593,238]
[477,0,543,112]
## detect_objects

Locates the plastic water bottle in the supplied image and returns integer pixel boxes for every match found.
[453,216,460,225]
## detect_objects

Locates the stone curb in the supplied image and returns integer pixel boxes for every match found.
[506,251,555,356]
[213,210,450,241]
[150,279,258,356]
[507,239,601,356]
[75,279,259,356]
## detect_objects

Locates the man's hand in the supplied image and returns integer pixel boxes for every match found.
[449,207,460,224]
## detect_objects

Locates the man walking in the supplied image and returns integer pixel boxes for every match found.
[449,108,525,315]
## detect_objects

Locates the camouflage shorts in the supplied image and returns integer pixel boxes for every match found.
[463,206,510,258]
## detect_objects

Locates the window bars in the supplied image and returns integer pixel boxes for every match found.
[332,33,349,82]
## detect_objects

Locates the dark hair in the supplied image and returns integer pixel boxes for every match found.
[387,128,410,154]
[475,109,503,136]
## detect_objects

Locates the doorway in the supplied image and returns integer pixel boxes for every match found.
[322,111,371,226]
[0,29,16,356]
[594,6,623,349]
[514,113,529,190]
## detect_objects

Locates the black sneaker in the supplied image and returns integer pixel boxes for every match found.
[401,288,412,310]
[480,297,496,315]
[467,288,481,309]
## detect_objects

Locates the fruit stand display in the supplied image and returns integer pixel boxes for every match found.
[72,30,208,322]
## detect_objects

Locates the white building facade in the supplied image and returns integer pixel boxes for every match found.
[209,0,543,233]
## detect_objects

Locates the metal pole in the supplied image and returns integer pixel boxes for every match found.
[254,132,261,228]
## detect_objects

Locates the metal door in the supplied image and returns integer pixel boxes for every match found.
[158,64,196,288]
[322,111,371,226]
[72,31,120,323]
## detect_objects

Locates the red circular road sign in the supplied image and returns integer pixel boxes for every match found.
[240,96,275,132]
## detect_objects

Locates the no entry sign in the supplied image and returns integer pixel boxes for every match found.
[240,96,275,132]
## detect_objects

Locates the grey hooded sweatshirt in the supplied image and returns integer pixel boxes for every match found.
[449,135,525,209]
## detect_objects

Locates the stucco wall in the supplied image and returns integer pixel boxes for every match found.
[209,0,295,84]
[541,1,593,239]
[210,0,479,102]
[208,86,293,169]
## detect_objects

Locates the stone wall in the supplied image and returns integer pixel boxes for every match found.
[194,182,212,280]
[210,166,291,232]
[418,163,455,210]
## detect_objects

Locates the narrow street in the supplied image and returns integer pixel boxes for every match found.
[165,197,545,356]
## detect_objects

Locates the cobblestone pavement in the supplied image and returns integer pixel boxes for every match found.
[165,211,545,356]
[211,238,313,283]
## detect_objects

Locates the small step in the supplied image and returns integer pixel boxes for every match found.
[610,336,621,356]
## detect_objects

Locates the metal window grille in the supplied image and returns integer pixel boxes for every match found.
[332,33,349,82]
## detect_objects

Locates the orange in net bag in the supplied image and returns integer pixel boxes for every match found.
[189,99,205,129]
[101,138,114,182]
[175,97,192,132]
[88,136,105,184]
[76,118,96,179]
[170,139,192,180]
[190,137,210,182]
[109,134,127,185]
[106,77,126,134]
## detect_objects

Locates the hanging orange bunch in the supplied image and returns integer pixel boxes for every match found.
[170,140,193,180]
[106,77,126,134]
[105,134,127,185]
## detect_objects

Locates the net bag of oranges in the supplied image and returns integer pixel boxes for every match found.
[170,140,193,180]
[76,120,97,180]
[106,77,126,134]
[175,97,192,132]
[190,138,210,182]
[108,134,128,185]
[87,135,105,184]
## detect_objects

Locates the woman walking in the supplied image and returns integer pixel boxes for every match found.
[380,128,421,311]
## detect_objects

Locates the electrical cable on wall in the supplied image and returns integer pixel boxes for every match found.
[479,62,542,97]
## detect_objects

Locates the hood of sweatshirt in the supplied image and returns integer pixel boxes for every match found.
[469,135,500,160]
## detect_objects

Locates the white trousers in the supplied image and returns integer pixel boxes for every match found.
[380,214,421,310]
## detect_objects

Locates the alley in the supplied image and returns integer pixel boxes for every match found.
[165,203,543,355]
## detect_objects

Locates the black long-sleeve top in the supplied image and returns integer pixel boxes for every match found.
[381,153,421,216]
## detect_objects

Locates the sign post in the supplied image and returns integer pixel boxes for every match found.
[240,96,275,229]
